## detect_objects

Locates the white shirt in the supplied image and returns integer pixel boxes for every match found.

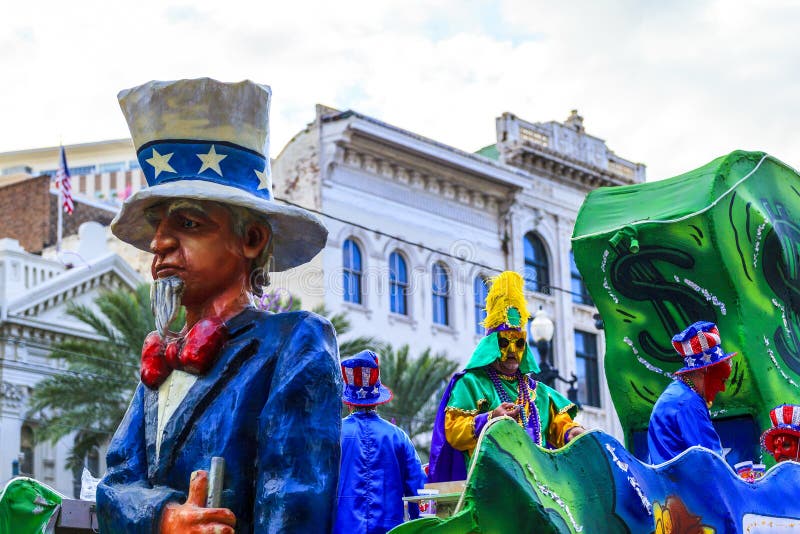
[156,370,198,460]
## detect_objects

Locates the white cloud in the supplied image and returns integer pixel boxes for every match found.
[1,0,799,180]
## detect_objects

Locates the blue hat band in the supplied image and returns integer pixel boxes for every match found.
[683,345,726,369]
[137,140,271,200]
[344,381,383,401]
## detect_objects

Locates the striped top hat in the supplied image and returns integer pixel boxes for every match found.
[671,321,736,375]
[761,404,800,454]
[341,350,393,406]
[111,78,327,272]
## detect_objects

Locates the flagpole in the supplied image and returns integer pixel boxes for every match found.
[57,183,63,252]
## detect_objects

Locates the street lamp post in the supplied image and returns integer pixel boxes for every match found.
[530,306,580,405]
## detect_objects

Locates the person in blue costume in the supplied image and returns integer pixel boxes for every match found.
[96,78,342,533]
[335,350,427,534]
[648,321,734,464]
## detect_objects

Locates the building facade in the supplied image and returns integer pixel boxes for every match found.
[271,108,644,436]
[0,108,644,442]
[0,231,141,496]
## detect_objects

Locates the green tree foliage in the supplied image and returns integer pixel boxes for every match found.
[374,345,459,459]
[27,284,181,474]
[29,285,454,472]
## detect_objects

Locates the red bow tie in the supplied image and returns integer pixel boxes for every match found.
[140,317,228,389]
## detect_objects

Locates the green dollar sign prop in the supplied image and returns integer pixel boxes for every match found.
[572,150,800,458]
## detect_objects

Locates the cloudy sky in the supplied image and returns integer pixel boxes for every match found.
[1,0,798,181]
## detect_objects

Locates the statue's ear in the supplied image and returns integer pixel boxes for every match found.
[243,222,271,260]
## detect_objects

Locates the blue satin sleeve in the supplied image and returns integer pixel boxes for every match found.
[254,314,343,532]
[96,384,184,533]
[401,433,427,520]
[680,397,723,455]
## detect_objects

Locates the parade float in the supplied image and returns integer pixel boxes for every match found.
[393,150,800,533]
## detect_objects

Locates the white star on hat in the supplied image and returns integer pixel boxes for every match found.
[372,386,380,395]
[703,353,713,363]
[197,145,227,176]
[357,388,368,399]
[146,149,176,178]
[254,167,271,190]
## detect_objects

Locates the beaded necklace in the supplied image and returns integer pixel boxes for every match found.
[487,367,541,445]
[679,375,712,409]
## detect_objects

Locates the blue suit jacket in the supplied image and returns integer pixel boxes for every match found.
[97,308,343,533]
[647,379,723,464]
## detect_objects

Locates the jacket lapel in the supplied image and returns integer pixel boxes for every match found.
[151,308,261,481]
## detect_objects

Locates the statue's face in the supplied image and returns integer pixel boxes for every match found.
[703,360,731,403]
[491,330,527,375]
[147,200,249,307]
[772,433,800,462]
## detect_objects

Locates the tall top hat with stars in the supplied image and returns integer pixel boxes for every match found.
[341,350,393,407]
[111,78,327,271]
[671,321,736,375]
[761,404,800,454]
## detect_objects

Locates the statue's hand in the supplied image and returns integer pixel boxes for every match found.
[491,402,521,419]
[161,470,236,534]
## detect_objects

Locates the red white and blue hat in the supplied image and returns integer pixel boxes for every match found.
[761,404,800,453]
[341,350,393,406]
[111,78,327,272]
[671,321,736,375]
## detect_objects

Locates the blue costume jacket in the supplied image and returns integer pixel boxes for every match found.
[647,379,723,464]
[334,411,426,534]
[97,308,342,533]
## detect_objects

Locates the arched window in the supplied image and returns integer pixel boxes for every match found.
[474,276,489,335]
[342,239,363,304]
[524,233,550,294]
[20,424,34,476]
[389,251,409,315]
[570,250,593,306]
[432,263,450,326]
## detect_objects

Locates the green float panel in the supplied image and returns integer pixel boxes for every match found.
[572,150,800,458]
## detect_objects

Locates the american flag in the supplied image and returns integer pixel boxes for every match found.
[55,145,74,214]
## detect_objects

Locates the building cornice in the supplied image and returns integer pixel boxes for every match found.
[331,142,510,214]
[503,144,637,190]
[7,253,142,319]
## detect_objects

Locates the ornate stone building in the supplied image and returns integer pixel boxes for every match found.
[0,107,644,446]
[271,108,644,436]
[0,229,141,495]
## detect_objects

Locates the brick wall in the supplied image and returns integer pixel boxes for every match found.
[0,175,117,253]
[0,175,51,253]
[47,191,115,248]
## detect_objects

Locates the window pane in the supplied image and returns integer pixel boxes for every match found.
[523,233,550,294]
[343,239,363,304]
[574,331,600,407]
[389,252,408,315]
[570,250,592,306]
[474,276,488,334]
[432,263,449,325]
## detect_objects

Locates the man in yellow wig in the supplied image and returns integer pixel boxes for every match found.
[428,271,586,481]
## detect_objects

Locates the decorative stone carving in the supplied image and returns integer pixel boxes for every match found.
[380,161,394,179]
[396,168,410,185]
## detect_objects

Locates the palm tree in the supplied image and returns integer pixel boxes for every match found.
[375,345,459,459]
[27,283,174,475]
[312,305,385,358]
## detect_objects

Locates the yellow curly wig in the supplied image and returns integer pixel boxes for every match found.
[481,271,530,330]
